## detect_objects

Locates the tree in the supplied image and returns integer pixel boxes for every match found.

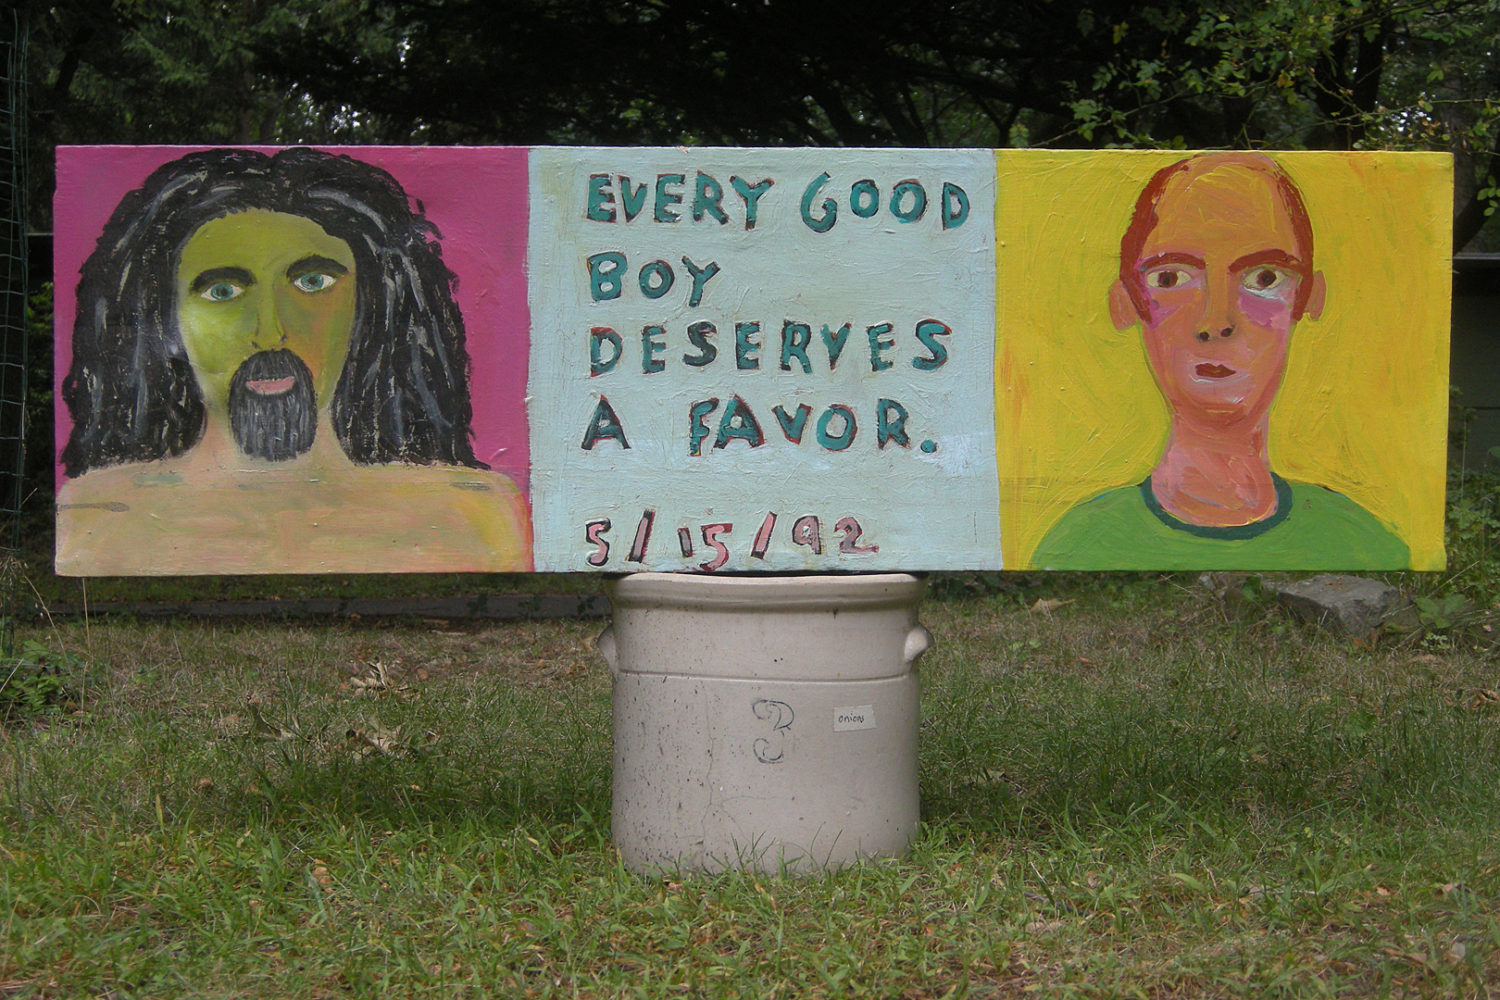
[244,0,1500,248]
[1059,1,1500,248]
[26,0,1500,245]
[25,0,409,230]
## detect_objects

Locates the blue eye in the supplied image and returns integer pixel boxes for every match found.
[200,282,244,302]
[292,272,338,294]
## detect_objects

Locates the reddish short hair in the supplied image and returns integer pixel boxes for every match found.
[1118,153,1318,317]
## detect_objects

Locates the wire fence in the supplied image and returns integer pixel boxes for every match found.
[0,9,28,656]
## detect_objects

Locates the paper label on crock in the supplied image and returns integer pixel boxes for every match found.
[834,705,876,732]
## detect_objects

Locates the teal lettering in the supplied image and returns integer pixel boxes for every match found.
[586,174,615,222]
[735,322,761,370]
[821,323,852,369]
[638,259,674,299]
[688,398,719,456]
[715,395,765,449]
[620,176,648,221]
[693,172,729,224]
[867,322,895,371]
[589,326,622,375]
[780,321,812,373]
[890,179,927,222]
[641,325,666,373]
[683,321,717,367]
[800,172,837,233]
[850,178,879,218]
[816,404,856,450]
[913,319,951,370]
[682,256,720,308]
[730,176,774,230]
[876,398,910,447]
[582,396,630,450]
[941,182,969,230]
[587,251,626,301]
[654,173,685,222]
[773,403,811,443]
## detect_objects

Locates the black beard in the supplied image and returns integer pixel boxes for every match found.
[227,350,318,462]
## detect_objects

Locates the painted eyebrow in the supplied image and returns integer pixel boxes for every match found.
[1232,249,1304,272]
[1137,251,1205,270]
[188,267,255,294]
[286,255,350,278]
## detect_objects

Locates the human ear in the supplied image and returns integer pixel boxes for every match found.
[1301,271,1326,320]
[1108,279,1140,331]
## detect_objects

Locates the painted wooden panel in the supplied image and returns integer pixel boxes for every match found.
[54,147,534,574]
[998,150,1451,571]
[527,148,1000,572]
[51,146,1450,574]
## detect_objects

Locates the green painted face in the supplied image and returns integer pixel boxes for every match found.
[176,209,358,413]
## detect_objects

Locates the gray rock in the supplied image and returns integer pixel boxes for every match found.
[1272,574,1402,636]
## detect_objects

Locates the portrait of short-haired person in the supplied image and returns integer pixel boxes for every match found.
[56,147,531,573]
[1032,151,1408,568]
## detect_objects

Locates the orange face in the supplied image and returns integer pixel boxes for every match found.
[1110,159,1326,429]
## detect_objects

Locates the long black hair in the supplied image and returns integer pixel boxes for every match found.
[61,147,485,477]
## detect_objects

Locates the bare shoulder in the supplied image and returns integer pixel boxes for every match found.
[57,462,190,505]
[339,464,529,518]
[352,463,524,495]
[55,460,533,574]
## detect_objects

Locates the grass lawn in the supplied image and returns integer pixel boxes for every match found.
[2,573,1498,998]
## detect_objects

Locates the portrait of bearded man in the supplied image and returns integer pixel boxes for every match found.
[56,147,531,573]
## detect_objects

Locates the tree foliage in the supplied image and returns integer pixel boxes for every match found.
[24,0,1500,246]
[1061,0,1500,246]
[25,0,405,229]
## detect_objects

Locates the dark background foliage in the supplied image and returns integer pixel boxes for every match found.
[23,0,1500,246]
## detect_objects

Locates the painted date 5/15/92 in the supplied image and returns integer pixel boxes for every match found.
[583,509,877,571]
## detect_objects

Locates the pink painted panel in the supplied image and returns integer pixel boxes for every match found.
[53,146,531,496]
[54,146,533,573]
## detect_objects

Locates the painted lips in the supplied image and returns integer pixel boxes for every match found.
[1195,363,1235,379]
[246,376,297,395]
